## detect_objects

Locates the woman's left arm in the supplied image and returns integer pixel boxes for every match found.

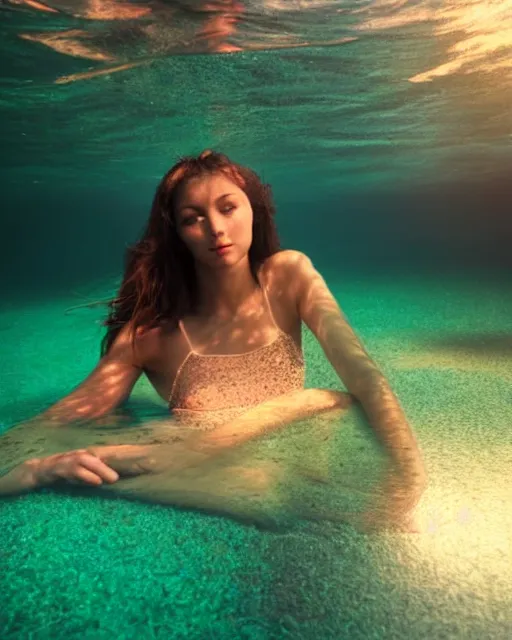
[292,252,426,485]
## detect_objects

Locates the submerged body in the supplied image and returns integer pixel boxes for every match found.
[0,152,427,531]
[169,292,305,428]
[143,258,305,428]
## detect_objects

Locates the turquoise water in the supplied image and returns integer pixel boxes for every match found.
[1,273,511,638]
[1,1,512,638]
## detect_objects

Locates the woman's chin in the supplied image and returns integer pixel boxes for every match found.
[204,251,244,268]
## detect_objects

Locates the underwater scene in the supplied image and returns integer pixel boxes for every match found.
[1,1,511,639]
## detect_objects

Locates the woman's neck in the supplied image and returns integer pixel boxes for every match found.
[195,259,260,320]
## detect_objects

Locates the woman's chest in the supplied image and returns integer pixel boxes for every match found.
[140,294,302,403]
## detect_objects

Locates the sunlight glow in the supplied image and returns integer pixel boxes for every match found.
[387,472,512,605]
[355,0,512,82]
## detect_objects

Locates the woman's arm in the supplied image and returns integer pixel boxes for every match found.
[289,251,426,482]
[30,323,143,425]
[198,388,352,451]
[0,324,143,496]
[0,450,122,497]
[0,460,40,496]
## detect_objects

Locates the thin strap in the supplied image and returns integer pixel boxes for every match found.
[260,277,280,332]
[178,319,195,352]
[168,350,192,405]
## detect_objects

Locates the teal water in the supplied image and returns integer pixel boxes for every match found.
[1,273,511,638]
[1,1,511,638]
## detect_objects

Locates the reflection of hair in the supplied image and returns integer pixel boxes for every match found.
[101,150,280,356]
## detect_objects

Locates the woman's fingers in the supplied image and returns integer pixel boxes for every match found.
[86,445,159,476]
[68,467,105,486]
[76,453,120,484]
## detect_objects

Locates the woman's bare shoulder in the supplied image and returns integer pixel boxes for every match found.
[259,251,314,324]
[132,321,182,369]
[261,249,311,278]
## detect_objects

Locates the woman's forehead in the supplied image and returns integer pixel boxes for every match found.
[180,171,244,201]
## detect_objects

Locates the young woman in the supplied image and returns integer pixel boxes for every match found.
[0,150,427,531]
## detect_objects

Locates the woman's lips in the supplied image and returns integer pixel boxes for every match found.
[210,244,232,255]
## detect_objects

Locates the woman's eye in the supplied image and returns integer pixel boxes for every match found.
[182,215,199,226]
[181,206,234,225]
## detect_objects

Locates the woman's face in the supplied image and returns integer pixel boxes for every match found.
[174,172,254,269]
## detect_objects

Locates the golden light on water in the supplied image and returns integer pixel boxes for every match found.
[9,1,512,86]
[354,1,512,82]
[377,461,512,605]
[411,1,512,82]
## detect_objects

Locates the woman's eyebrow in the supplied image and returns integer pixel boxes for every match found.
[179,193,236,213]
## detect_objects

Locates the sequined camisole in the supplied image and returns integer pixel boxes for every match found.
[168,283,305,429]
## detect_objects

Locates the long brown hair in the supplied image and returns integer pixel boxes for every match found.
[100,150,280,356]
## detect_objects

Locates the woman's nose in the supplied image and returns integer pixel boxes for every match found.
[207,212,226,237]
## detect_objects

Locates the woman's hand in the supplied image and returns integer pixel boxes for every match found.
[29,440,218,491]
[21,442,208,494]
[31,449,121,488]
[31,444,169,488]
